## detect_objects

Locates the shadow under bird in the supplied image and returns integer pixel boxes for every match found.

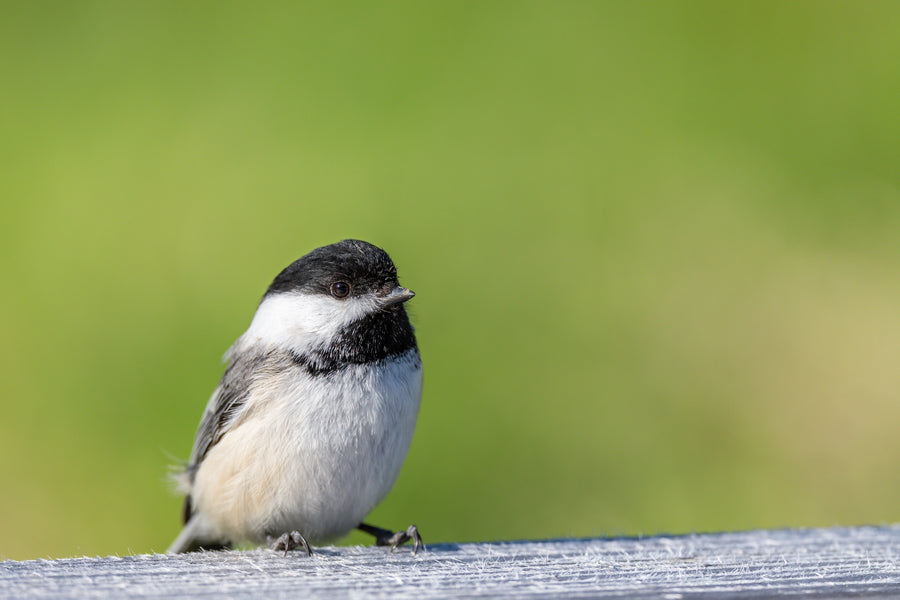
[168,240,423,556]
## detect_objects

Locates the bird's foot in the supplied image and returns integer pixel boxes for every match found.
[269,531,312,557]
[358,523,424,554]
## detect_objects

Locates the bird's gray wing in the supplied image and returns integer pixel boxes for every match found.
[180,349,277,525]
[186,349,271,472]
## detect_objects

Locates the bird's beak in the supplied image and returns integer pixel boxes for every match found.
[381,286,415,306]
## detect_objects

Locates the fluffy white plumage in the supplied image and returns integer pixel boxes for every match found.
[241,289,386,350]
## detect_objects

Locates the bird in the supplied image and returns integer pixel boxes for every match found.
[167,239,424,556]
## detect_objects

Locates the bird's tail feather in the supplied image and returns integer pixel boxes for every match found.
[167,516,201,554]
[167,515,233,554]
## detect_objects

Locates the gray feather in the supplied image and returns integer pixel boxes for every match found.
[187,349,274,473]
[179,349,283,529]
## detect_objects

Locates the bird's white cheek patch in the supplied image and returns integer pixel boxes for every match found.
[242,292,380,351]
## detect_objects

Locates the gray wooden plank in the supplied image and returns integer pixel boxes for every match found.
[2,526,900,599]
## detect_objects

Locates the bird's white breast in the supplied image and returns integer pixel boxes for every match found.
[190,349,422,544]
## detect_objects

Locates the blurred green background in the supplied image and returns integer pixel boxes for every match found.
[2,1,899,560]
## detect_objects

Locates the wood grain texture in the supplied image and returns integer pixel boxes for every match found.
[3,526,900,599]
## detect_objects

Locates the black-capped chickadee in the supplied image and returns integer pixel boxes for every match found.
[168,240,423,556]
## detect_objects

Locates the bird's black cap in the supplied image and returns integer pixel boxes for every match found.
[265,240,402,299]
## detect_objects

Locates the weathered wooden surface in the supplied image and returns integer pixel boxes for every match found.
[3,526,900,599]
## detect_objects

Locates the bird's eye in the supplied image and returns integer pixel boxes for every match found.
[330,282,350,298]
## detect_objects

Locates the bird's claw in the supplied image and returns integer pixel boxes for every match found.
[381,524,424,555]
[269,531,312,557]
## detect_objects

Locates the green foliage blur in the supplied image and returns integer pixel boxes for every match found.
[2,1,899,560]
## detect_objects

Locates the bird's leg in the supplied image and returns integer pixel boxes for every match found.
[357,522,424,554]
[268,531,312,557]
